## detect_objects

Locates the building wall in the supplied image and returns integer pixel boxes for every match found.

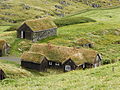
[48,60,62,69]
[0,43,10,57]
[21,60,48,72]
[17,24,32,40]
[0,69,6,80]
[0,50,2,57]
[32,28,57,42]
[63,59,77,72]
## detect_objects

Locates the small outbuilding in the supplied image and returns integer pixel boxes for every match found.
[0,69,6,80]
[0,40,10,57]
[17,18,57,42]
[21,52,48,71]
[76,38,94,48]
[30,44,102,72]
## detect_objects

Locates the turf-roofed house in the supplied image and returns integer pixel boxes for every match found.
[0,40,10,57]
[17,18,57,42]
[29,44,102,72]
[21,52,48,71]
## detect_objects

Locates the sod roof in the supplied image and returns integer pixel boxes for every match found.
[76,38,94,45]
[21,52,45,64]
[0,40,6,50]
[23,17,57,32]
[29,44,98,65]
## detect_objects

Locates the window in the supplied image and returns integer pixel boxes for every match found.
[49,62,52,65]
[65,65,71,71]
[55,63,59,66]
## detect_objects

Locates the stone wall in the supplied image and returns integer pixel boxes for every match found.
[32,28,57,42]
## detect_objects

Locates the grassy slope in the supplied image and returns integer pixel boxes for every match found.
[43,7,120,63]
[0,60,32,79]
[1,0,120,25]
[0,0,89,25]
[0,60,120,89]
[1,7,120,61]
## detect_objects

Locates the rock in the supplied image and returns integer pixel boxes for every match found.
[55,5,63,9]
[114,29,120,36]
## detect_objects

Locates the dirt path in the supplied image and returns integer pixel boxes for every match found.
[0,56,20,64]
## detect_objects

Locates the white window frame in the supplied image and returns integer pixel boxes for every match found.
[55,63,60,66]
[65,65,71,71]
[49,62,52,65]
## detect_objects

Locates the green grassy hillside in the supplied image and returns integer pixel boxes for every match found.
[1,7,120,63]
[0,0,89,25]
[41,7,120,63]
[1,0,120,25]
[0,60,120,89]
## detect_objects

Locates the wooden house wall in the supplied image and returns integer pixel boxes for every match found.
[48,60,62,69]
[2,43,10,56]
[94,54,102,67]
[77,63,93,70]
[0,50,2,57]
[32,28,57,42]
[17,24,32,40]
[0,69,6,80]
[21,60,48,72]
[0,43,10,57]
[63,59,77,72]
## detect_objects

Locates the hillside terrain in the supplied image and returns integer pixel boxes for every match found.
[1,7,120,63]
[0,59,120,89]
[1,1,120,89]
[1,0,120,25]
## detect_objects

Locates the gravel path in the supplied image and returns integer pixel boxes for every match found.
[0,56,20,64]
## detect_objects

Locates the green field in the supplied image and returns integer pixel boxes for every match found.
[1,7,120,62]
[1,0,120,25]
[1,1,120,89]
[39,7,120,63]
[0,59,120,89]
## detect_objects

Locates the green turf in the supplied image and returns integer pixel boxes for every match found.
[0,60,120,89]
[54,16,96,27]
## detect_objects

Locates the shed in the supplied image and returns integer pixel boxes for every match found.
[17,18,57,42]
[30,44,102,72]
[21,52,48,71]
[76,38,94,48]
[0,69,6,80]
[0,40,10,57]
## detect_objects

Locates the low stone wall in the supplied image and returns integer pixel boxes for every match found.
[32,28,57,42]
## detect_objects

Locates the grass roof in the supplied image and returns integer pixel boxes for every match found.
[21,51,45,64]
[24,17,57,31]
[0,39,6,50]
[76,38,94,45]
[30,44,98,65]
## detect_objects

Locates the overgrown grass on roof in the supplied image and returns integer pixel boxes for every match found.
[21,51,45,64]
[29,44,97,65]
[24,18,57,31]
[0,60,32,79]
[54,16,96,27]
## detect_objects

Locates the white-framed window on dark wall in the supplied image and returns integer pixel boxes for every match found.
[49,62,52,65]
[55,63,59,66]
[65,65,71,71]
